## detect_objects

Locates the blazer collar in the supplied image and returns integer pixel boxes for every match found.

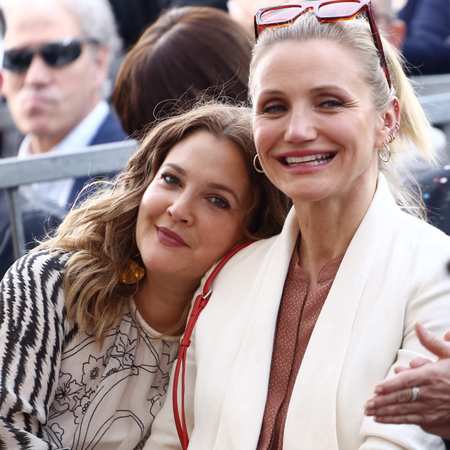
[214,174,400,449]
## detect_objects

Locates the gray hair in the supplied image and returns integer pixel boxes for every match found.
[0,0,122,59]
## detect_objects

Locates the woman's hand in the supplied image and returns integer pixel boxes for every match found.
[364,322,450,439]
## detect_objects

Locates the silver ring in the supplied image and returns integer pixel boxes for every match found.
[410,386,420,402]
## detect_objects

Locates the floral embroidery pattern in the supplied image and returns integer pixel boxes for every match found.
[47,313,179,449]
[53,373,84,413]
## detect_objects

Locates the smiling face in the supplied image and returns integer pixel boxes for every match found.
[251,39,388,206]
[135,130,252,285]
[3,2,109,152]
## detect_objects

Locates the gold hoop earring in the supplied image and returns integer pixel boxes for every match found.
[120,259,145,284]
[378,144,391,163]
[253,154,265,174]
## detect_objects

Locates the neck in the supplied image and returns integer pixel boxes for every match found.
[294,175,377,284]
[134,272,200,335]
[30,134,64,154]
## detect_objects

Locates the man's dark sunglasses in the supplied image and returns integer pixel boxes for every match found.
[3,38,99,73]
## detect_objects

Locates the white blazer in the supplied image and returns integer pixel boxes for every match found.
[147,175,450,450]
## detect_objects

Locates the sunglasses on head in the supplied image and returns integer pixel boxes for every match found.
[3,37,99,73]
[254,0,392,88]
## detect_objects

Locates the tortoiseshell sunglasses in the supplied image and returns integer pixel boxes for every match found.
[254,0,392,88]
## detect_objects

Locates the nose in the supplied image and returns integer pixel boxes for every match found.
[167,194,195,225]
[24,54,53,87]
[284,107,318,144]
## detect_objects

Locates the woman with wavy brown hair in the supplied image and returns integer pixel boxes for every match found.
[0,102,290,449]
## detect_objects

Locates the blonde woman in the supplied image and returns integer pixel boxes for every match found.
[148,2,450,449]
[0,103,290,449]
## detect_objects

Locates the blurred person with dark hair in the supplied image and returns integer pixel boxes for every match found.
[113,6,251,138]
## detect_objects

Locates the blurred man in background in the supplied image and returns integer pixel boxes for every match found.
[0,0,127,210]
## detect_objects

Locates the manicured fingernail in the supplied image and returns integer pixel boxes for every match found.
[365,401,375,409]
[375,386,384,393]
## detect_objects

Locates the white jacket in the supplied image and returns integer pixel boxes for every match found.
[147,176,450,449]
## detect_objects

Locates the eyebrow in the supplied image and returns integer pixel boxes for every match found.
[309,85,350,95]
[258,88,285,97]
[162,163,240,204]
[258,85,350,97]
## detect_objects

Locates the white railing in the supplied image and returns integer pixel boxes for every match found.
[0,140,137,259]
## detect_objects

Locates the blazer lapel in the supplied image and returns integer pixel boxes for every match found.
[213,209,299,450]
[284,174,401,448]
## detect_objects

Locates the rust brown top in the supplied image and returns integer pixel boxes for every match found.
[257,248,344,450]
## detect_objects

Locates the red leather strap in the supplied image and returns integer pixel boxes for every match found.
[173,241,253,449]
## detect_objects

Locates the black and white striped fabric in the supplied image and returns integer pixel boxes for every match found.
[0,251,180,449]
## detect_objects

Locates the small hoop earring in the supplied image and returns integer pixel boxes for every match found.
[253,154,265,174]
[388,133,396,144]
[378,144,391,163]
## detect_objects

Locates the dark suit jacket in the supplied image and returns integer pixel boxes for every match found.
[66,111,128,207]
[399,0,450,75]
[0,111,127,279]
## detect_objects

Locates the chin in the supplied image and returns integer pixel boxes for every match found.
[283,183,333,204]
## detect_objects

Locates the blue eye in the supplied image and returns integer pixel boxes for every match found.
[262,104,287,114]
[320,99,344,108]
[161,173,180,186]
[209,196,230,209]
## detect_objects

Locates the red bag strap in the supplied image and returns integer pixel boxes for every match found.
[172,241,253,449]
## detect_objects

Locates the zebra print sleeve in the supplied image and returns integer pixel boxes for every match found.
[0,251,71,449]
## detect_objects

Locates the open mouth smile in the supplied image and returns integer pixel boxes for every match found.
[283,152,336,166]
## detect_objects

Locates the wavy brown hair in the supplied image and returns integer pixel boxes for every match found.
[39,102,291,342]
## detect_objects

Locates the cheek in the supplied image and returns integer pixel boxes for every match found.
[206,217,246,253]
[3,75,22,102]
[254,120,281,157]
[138,189,161,220]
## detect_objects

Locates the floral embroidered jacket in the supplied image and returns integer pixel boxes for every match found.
[0,251,180,449]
